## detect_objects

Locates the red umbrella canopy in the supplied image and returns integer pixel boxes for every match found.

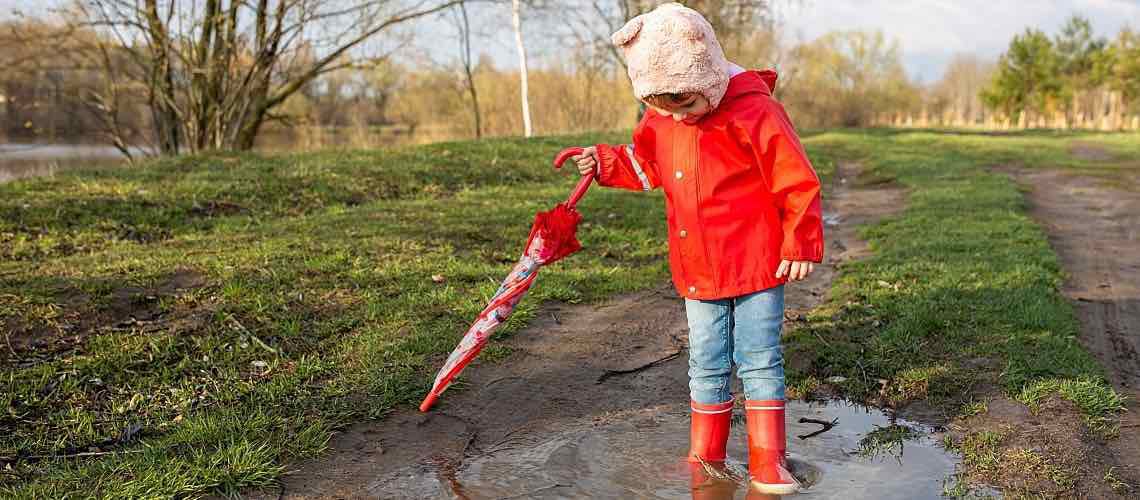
[419,148,593,412]
[525,203,582,264]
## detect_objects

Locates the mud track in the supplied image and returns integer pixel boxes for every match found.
[1002,167,1140,498]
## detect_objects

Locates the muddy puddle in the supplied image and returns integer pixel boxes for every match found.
[367,400,958,499]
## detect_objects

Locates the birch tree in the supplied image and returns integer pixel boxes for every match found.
[511,0,533,136]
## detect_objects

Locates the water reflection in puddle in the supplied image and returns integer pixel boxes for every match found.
[372,400,961,499]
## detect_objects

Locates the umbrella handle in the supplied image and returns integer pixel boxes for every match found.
[420,393,439,412]
[553,147,595,209]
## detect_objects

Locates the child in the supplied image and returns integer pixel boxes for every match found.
[572,3,822,495]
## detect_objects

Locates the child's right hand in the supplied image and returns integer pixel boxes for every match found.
[572,147,599,176]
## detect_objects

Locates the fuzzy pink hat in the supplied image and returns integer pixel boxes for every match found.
[611,3,733,109]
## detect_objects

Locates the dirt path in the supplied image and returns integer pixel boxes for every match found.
[259,163,910,499]
[999,167,1140,498]
[1018,169,1140,392]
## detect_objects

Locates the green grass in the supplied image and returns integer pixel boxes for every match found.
[1,132,683,497]
[1017,377,1127,437]
[855,423,923,461]
[2,128,1136,497]
[785,129,1134,413]
[956,429,1006,474]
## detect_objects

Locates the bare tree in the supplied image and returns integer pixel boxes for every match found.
[453,0,481,138]
[562,1,653,73]
[63,0,465,155]
[511,0,532,136]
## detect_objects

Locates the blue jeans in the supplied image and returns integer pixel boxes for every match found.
[685,285,785,404]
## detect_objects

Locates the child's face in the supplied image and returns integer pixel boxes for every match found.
[647,93,711,123]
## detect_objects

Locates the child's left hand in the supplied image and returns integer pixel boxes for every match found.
[776,260,814,281]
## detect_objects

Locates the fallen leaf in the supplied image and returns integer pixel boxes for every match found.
[431,274,446,283]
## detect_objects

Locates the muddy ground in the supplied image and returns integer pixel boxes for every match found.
[1,268,208,367]
[968,165,1140,499]
[253,164,919,499]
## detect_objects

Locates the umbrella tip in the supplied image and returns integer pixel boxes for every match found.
[419,394,437,413]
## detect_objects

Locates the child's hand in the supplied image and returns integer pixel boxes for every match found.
[776,260,814,281]
[573,147,599,176]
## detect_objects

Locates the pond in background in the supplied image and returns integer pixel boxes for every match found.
[0,143,142,184]
[0,127,431,184]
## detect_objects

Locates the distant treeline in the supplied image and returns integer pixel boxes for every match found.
[886,16,1140,130]
[2,8,1138,152]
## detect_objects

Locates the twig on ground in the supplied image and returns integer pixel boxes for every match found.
[798,417,839,440]
[855,359,870,387]
[497,483,570,499]
[813,332,832,348]
[3,330,17,358]
[696,456,743,483]
[550,311,561,324]
[225,313,277,354]
[482,376,522,390]
[461,431,479,457]
[595,349,683,384]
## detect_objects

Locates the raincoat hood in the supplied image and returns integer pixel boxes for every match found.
[721,69,778,103]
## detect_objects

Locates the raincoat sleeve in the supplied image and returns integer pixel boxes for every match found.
[593,119,661,192]
[748,100,824,263]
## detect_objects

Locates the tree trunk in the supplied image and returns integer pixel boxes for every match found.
[459,1,481,138]
[511,0,533,137]
[192,0,220,150]
[1,82,13,140]
[235,103,268,150]
[143,0,182,154]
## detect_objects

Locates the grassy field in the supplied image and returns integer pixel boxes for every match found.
[2,129,1136,497]
[786,130,1135,412]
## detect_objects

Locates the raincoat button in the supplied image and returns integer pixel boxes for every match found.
[679,229,688,238]
[675,171,683,179]
[688,286,696,293]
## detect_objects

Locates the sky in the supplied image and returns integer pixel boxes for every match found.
[4,0,1140,83]
[774,0,1140,82]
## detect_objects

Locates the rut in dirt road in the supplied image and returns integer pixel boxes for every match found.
[1011,167,1140,498]
[1016,169,1140,393]
[252,163,931,499]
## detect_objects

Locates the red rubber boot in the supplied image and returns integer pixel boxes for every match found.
[688,399,736,499]
[745,400,800,495]
[688,399,734,463]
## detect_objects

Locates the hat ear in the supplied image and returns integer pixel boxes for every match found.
[611,17,643,47]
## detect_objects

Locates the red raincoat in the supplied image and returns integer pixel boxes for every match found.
[594,70,823,300]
